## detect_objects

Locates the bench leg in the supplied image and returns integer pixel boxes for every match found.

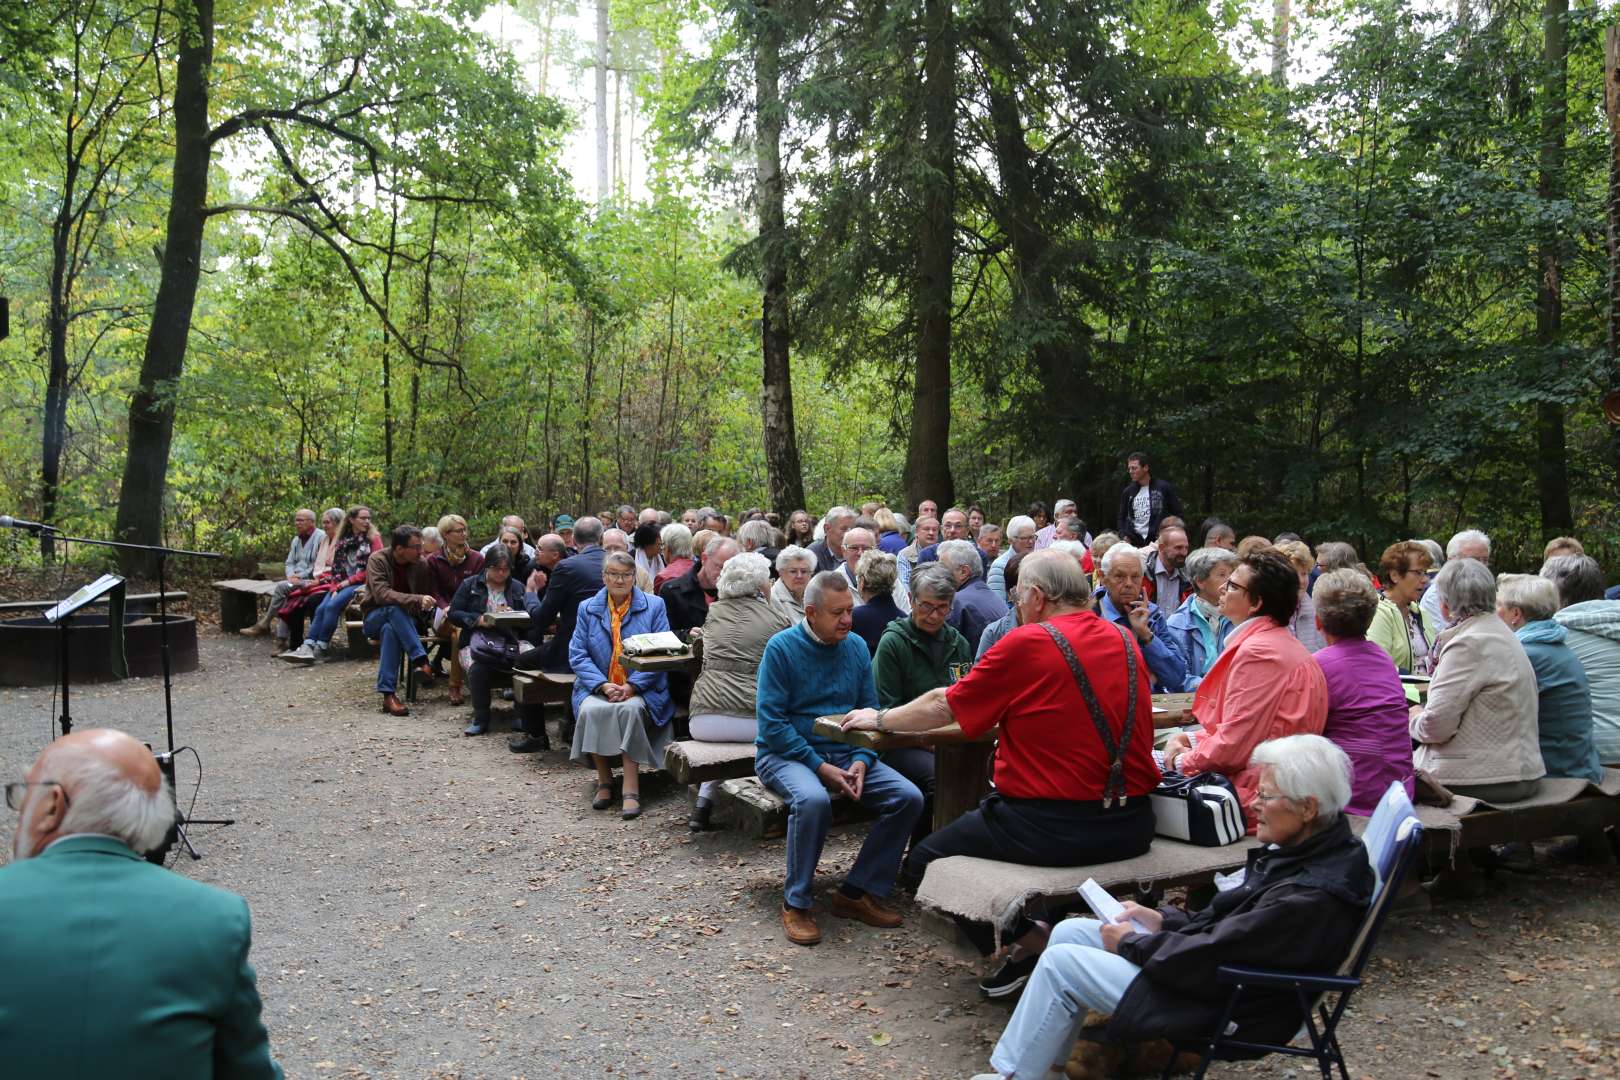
[933,743,994,833]
[219,592,260,634]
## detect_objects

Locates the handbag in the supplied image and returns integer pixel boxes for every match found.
[1149,770,1245,846]
[468,627,520,667]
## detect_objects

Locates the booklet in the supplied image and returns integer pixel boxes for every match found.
[1079,878,1152,935]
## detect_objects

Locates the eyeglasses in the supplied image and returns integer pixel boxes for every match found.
[1221,579,1250,595]
[5,780,63,811]
[914,599,952,618]
[603,571,635,582]
[1254,790,1291,804]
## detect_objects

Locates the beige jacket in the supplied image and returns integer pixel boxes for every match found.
[689,594,793,719]
[1410,613,1545,786]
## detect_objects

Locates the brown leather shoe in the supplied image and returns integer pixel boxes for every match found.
[381,693,409,717]
[830,890,903,929]
[237,623,268,638]
[781,904,821,946]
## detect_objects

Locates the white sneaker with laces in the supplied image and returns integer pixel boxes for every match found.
[278,644,317,664]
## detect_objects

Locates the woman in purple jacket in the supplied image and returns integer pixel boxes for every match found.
[1310,569,1415,815]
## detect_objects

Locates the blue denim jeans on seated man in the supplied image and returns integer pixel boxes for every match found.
[364,604,428,695]
[754,747,923,911]
[303,584,359,647]
[987,917,1143,1079]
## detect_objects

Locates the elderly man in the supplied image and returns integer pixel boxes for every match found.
[1144,523,1192,611]
[987,515,1037,601]
[1,729,282,1078]
[838,527,912,613]
[809,506,856,573]
[665,536,740,638]
[615,504,639,533]
[481,514,535,561]
[1033,498,1077,549]
[898,514,941,593]
[1095,543,1187,692]
[940,539,1007,653]
[755,571,924,946]
[1204,519,1237,551]
[1116,450,1183,546]
[527,532,568,598]
[1420,528,1489,630]
[698,507,731,536]
[362,525,438,717]
[516,516,608,751]
[917,498,939,523]
[240,508,322,643]
[978,524,1003,562]
[917,508,992,579]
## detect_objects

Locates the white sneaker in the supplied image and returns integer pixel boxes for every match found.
[278,644,317,665]
[969,1074,1006,1080]
[310,642,330,663]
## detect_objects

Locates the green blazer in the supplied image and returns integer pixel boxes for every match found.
[0,835,282,1079]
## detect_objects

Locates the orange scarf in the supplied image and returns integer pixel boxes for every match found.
[607,592,632,684]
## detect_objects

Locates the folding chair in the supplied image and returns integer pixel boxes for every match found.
[1166,782,1424,1080]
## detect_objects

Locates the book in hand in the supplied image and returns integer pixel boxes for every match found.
[621,631,688,657]
[1079,878,1153,935]
[491,610,530,627]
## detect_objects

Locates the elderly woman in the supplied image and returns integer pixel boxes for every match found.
[1367,540,1438,683]
[1310,569,1415,814]
[1161,549,1327,827]
[770,545,815,622]
[1410,559,1544,802]
[1081,531,1121,589]
[1165,546,1239,690]
[874,507,907,554]
[281,505,382,663]
[969,735,1374,1080]
[448,547,541,737]
[1496,574,1601,782]
[851,550,905,655]
[685,552,793,831]
[988,515,1037,601]
[1315,541,1360,575]
[569,551,676,820]
[426,513,486,705]
[1544,554,1620,765]
[419,526,443,560]
[653,523,694,595]
[1276,540,1325,653]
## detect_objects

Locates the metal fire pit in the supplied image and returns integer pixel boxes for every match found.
[0,613,199,687]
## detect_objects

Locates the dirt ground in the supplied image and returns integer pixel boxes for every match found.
[1,626,1617,1080]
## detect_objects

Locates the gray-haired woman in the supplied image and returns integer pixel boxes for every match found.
[1165,546,1239,689]
[850,550,904,656]
[686,552,792,831]
[770,545,815,623]
[1411,559,1544,802]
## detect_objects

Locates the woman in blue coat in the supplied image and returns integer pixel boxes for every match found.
[1497,574,1602,782]
[569,550,676,819]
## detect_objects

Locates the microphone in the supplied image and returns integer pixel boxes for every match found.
[0,515,57,532]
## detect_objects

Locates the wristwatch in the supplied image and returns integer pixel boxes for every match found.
[875,708,889,732]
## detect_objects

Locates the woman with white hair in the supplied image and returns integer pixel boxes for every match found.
[1165,546,1239,690]
[1544,554,1620,765]
[770,545,815,623]
[987,515,1037,601]
[1496,574,1602,782]
[686,552,793,831]
[652,523,695,596]
[970,735,1375,1080]
[1410,559,1543,802]
[850,550,905,656]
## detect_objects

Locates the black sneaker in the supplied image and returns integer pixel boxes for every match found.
[507,733,550,754]
[979,954,1038,999]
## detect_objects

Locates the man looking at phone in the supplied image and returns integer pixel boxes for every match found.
[1095,543,1187,692]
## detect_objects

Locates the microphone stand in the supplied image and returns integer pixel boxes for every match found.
[29,525,234,857]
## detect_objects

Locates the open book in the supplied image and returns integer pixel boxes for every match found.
[1079,878,1153,935]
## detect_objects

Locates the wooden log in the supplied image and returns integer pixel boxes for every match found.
[714,776,875,840]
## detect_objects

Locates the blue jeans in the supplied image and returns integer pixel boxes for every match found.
[364,605,427,695]
[988,918,1143,1078]
[754,748,923,911]
[303,584,358,647]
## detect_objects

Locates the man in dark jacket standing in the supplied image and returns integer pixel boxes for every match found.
[968,734,1375,1080]
[512,516,606,752]
[1116,450,1183,546]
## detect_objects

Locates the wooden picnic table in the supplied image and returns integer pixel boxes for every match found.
[621,650,701,675]
[812,692,1197,831]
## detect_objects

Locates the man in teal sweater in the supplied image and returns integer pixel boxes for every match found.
[755,571,924,946]
[1,728,282,1079]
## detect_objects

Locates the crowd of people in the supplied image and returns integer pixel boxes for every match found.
[12,451,1617,1078]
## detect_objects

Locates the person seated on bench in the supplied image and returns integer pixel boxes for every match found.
[1497,574,1603,783]
[493,525,533,582]
[769,545,814,623]
[569,551,676,821]
[280,505,381,664]
[516,517,608,753]
[756,570,923,947]
[686,552,792,831]
[363,524,439,717]
[427,514,485,707]
[969,734,1374,1080]
[1544,553,1620,766]
[240,507,321,643]
[975,552,1028,660]
[1161,548,1327,828]
[480,515,534,562]
[449,546,543,738]
[850,550,905,656]
[1310,569,1415,815]
[1410,558,1544,803]
[1164,546,1239,691]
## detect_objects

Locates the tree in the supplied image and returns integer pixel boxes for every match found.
[1535,0,1573,534]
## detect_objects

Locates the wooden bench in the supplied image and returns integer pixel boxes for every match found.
[0,591,189,619]
[713,776,876,840]
[214,579,277,632]
[664,740,757,786]
[511,670,575,707]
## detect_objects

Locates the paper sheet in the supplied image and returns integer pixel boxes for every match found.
[1079,877,1152,934]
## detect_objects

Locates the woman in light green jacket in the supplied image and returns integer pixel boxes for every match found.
[1367,540,1439,677]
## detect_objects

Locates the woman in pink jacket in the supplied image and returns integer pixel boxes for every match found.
[1162,548,1328,829]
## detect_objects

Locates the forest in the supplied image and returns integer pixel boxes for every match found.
[2,0,1618,573]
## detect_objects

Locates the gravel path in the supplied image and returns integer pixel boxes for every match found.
[2,628,1617,1079]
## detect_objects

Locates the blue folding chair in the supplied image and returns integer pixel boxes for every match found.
[1165,782,1424,1080]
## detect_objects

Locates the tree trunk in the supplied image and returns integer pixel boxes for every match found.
[1536,0,1573,534]
[903,0,955,510]
[1605,26,1620,484]
[755,0,806,517]
[43,142,78,556]
[113,0,214,571]
[595,0,610,203]
[1271,0,1291,86]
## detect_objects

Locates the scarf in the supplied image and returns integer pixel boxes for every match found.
[607,591,633,684]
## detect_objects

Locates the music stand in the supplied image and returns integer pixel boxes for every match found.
[43,572,126,736]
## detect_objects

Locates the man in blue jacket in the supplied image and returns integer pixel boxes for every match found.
[0,728,282,1079]
[755,571,924,946]
[1094,543,1188,693]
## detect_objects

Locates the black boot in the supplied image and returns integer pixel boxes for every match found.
[507,714,551,753]
[688,796,714,833]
